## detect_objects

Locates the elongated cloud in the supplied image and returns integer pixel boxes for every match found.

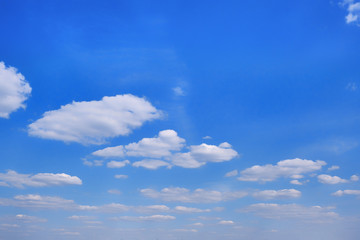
[332,189,360,197]
[252,189,301,200]
[0,61,31,118]
[238,158,326,182]
[0,170,82,188]
[342,0,360,25]
[28,94,162,145]
[140,187,247,203]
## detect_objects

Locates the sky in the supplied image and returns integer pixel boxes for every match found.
[1,0,360,239]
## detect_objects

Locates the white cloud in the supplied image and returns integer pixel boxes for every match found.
[225,170,238,177]
[82,159,104,167]
[93,130,185,158]
[28,94,162,145]
[0,61,31,118]
[342,0,360,25]
[0,170,82,188]
[174,206,211,213]
[218,220,234,225]
[242,203,338,222]
[68,215,96,221]
[238,158,326,182]
[15,214,47,223]
[317,174,348,184]
[290,180,303,185]
[132,159,171,170]
[351,175,359,181]
[114,174,128,179]
[328,165,340,171]
[106,160,130,168]
[171,152,205,168]
[332,189,360,196]
[252,189,301,200]
[173,86,185,96]
[202,136,212,140]
[135,205,170,213]
[113,215,176,222]
[140,187,247,203]
[192,222,204,227]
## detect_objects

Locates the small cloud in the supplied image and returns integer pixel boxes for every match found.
[341,1,360,25]
[108,189,121,195]
[351,175,359,181]
[202,136,212,140]
[225,170,238,177]
[218,220,234,225]
[173,86,185,96]
[114,174,128,179]
[328,165,340,171]
[82,159,103,167]
[106,160,130,168]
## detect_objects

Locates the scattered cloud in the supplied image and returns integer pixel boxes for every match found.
[225,170,238,177]
[252,189,301,200]
[0,61,31,119]
[202,136,212,140]
[173,86,185,96]
[28,94,162,145]
[112,215,176,222]
[238,158,326,182]
[290,179,308,185]
[15,214,47,223]
[174,206,211,213]
[351,175,359,181]
[82,159,104,167]
[106,160,130,168]
[108,189,121,195]
[114,174,128,179]
[140,187,247,203]
[132,159,171,170]
[332,189,360,196]
[218,220,234,225]
[0,170,82,188]
[68,215,96,221]
[346,82,358,91]
[328,165,340,171]
[241,203,338,222]
[341,0,360,25]
[317,174,348,184]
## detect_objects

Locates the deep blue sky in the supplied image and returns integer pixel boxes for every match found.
[1,0,360,239]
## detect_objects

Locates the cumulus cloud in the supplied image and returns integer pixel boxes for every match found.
[0,170,82,188]
[238,158,326,182]
[342,0,360,25]
[317,174,348,184]
[218,220,234,225]
[140,187,247,203]
[332,189,360,196]
[252,189,301,200]
[0,61,31,118]
[92,130,239,169]
[242,203,338,222]
[28,94,162,145]
[225,170,238,177]
[93,130,185,158]
[132,159,171,170]
[106,160,130,168]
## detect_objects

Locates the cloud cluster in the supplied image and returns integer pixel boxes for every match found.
[317,174,359,184]
[252,189,301,200]
[342,0,360,25]
[332,189,360,197]
[28,94,162,145]
[238,158,326,182]
[140,187,247,203]
[112,215,176,222]
[0,170,82,188]
[0,61,31,118]
[92,130,238,169]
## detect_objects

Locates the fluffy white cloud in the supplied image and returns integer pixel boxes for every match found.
[332,189,360,196]
[242,203,338,222]
[106,160,130,168]
[112,215,176,221]
[317,174,348,184]
[342,0,360,25]
[132,159,171,170]
[252,189,301,200]
[93,130,185,158]
[171,152,205,168]
[0,62,31,118]
[290,180,303,185]
[28,94,162,145]
[140,187,247,203]
[225,170,238,177]
[238,158,326,182]
[174,206,211,213]
[0,170,82,188]
[189,143,238,162]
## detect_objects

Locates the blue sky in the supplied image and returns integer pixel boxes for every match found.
[1,0,360,239]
